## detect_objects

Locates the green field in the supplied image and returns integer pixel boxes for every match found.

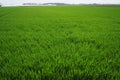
[0,6,120,80]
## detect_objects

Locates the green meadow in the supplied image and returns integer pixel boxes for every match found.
[0,6,120,80]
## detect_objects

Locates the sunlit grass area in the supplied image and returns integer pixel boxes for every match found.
[0,6,120,80]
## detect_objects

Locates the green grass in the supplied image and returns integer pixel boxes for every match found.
[0,6,120,80]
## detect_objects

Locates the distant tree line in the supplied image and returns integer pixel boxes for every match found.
[23,3,70,6]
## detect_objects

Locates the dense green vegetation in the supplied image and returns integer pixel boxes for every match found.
[0,6,120,80]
